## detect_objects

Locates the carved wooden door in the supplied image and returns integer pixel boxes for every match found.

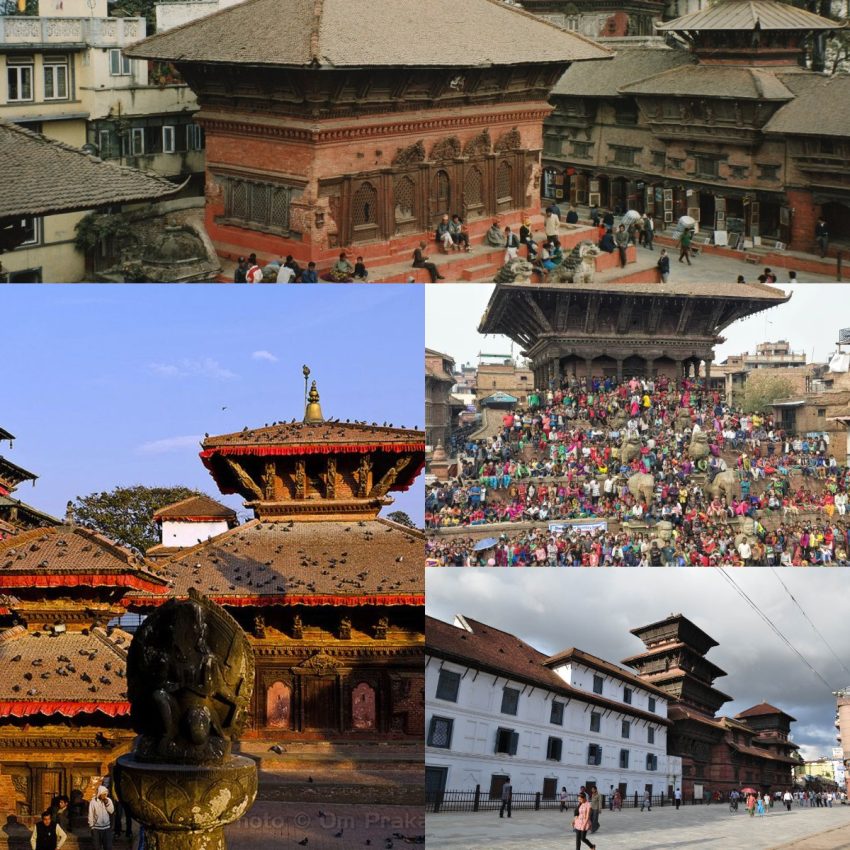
[432,170,451,225]
[303,677,337,730]
[39,769,62,814]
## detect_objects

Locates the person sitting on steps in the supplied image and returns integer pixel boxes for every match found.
[412,241,444,282]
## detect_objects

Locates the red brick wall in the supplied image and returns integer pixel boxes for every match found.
[786,188,820,252]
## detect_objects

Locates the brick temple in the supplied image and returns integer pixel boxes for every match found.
[126,0,609,271]
[0,428,58,535]
[626,615,800,797]
[0,385,425,817]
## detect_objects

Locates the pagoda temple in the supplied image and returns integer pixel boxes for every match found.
[0,428,58,536]
[125,0,610,271]
[0,524,167,818]
[127,380,427,742]
[541,0,847,252]
[0,382,425,817]
[478,281,790,389]
[625,615,800,797]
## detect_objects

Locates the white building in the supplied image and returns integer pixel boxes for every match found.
[0,0,204,281]
[426,614,682,806]
[148,493,238,556]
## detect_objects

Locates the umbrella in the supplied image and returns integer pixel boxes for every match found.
[473,538,499,552]
[741,787,758,795]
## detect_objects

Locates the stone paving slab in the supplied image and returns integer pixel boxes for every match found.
[425,803,850,850]
[224,801,424,850]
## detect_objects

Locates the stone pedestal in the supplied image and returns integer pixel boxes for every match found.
[115,754,257,850]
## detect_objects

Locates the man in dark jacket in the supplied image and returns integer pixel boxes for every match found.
[815,217,828,257]
[31,810,67,850]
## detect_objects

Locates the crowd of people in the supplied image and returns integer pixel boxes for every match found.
[425,374,850,566]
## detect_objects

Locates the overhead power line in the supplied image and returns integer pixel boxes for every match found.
[713,567,835,694]
[770,567,850,681]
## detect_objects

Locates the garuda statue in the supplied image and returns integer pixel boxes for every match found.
[126,588,254,765]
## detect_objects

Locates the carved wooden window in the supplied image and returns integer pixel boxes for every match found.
[433,170,451,215]
[393,176,416,231]
[230,181,248,220]
[352,182,378,226]
[271,188,290,229]
[463,166,483,212]
[223,177,294,233]
[352,682,376,730]
[266,681,291,728]
[496,162,512,201]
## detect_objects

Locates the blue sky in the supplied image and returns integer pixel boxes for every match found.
[3,285,424,525]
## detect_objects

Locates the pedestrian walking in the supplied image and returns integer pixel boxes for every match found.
[613,789,622,812]
[657,248,669,283]
[589,787,601,834]
[608,786,615,811]
[746,793,757,817]
[31,810,67,850]
[678,228,693,264]
[783,790,792,811]
[499,779,512,819]
[815,217,829,257]
[644,214,654,250]
[560,787,569,812]
[572,792,596,850]
[674,788,682,810]
[640,789,651,812]
[88,786,114,850]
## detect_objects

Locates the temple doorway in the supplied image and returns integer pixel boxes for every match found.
[303,677,337,730]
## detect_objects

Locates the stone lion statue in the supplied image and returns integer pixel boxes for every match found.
[621,432,642,464]
[494,257,535,284]
[675,408,692,433]
[688,430,710,461]
[627,472,655,504]
[709,469,740,502]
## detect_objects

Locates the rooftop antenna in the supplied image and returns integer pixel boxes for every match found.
[302,364,310,409]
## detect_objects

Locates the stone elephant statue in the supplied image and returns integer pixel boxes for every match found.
[627,472,655,504]
[650,520,674,550]
[710,469,740,501]
[621,433,642,464]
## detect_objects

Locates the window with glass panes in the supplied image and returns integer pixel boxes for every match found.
[7,58,33,102]
[43,56,69,100]
[435,669,461,702]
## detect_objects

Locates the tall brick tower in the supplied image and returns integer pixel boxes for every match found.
[623,614,732,796]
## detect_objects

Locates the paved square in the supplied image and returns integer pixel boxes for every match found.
[426,803,850,850]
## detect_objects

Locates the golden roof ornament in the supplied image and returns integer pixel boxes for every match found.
[304,380,324,424]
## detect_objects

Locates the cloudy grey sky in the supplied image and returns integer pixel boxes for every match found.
[426,284,848,371]
[427,568,849,761]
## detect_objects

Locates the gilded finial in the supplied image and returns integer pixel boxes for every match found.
[304,379,324,423]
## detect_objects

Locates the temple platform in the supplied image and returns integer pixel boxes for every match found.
[238,741,423,806]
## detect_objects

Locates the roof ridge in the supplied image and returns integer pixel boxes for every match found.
[310,0,323,63]
[479,0,614,56]
[373,516,425,540]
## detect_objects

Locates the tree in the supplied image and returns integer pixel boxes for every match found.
[386,510,416,529]
[70,485,207,553]
[742,374,796,414]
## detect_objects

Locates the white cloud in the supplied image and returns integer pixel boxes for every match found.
[251,350,278,363]
[136,435,203,455]
[148,358,237,380]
